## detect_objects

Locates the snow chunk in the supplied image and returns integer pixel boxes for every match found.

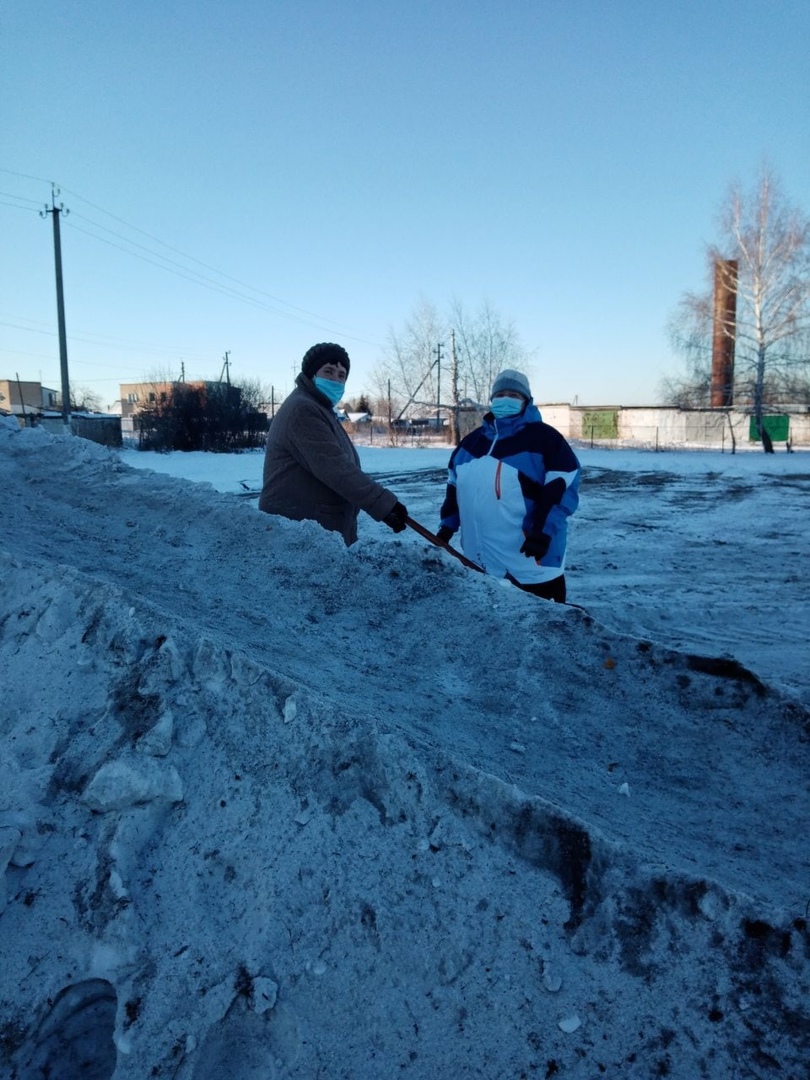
[251,977,279,1014]
[558,1015,581,1033]
[83,758,183,812]
[0,809,40,869]
[138,709,174,757]
[0,826,22,914]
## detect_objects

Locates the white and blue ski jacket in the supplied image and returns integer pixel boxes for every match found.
[439,403,580,585]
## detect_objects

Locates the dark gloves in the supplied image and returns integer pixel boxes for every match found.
[383,501,408,533]
[520,533,550,559]
[436,526,454,544]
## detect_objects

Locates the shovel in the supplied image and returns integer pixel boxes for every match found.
[404,516,484,573]
[405,515,586,612]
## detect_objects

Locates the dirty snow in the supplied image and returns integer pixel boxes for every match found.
[1,419,808,1079]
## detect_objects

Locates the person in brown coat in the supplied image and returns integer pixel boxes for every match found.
[259,343,408,545]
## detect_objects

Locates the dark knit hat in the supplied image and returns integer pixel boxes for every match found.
[301,342,351,380]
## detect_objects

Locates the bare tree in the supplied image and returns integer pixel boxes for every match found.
[132,366,269,452]
[659,366,712,408]
[69,384,103,412]
[371,297,528,444]
[233,376,273,415]
[371,297,447,422]
[449,298,528,404]
[139,366,185,410]
[667,167,810,449]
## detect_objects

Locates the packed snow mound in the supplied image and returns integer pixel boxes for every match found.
[1,423,808,1079]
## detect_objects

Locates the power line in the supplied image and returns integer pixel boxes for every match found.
[0,168,53,184]
[64,217,281,314]
[0,344,59,361]
[0,304,238,370]
[59,184,362,329]
[55,183,381,345]
[1,171,387,349]
[71,213,383,343]
[65,210,362,333]
[0,318,214,365]
[0,319,55,337]
[0,189,45,209]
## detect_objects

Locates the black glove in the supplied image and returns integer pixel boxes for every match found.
[383,501,408,533]
[520,533,550,559]
[436,526,454,544]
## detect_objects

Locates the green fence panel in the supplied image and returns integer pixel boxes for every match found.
[582,410,619,439]
[748,415,790,442]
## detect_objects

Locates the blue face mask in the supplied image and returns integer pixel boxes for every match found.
[314,377,345,406]
[490,396,525,419]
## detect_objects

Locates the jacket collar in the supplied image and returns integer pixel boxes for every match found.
[296,372,335,410]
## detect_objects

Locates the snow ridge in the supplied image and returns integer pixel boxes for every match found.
[1,422,808,1078]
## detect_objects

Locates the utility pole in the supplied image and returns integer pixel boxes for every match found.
[435,342,444,433]
[220,351,231,385]
[179,361,186,383]
[450,329,460,445]
[15,373,28,422]
[41,186,71,432]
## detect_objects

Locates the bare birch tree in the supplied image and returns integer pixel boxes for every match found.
[69,383,104,412]
[449,298,527,404]
[666,167,810,449]
[372,297,528,436]
[370,297,448,421]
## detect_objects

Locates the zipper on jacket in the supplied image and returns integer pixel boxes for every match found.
[494,460,502,500]
[487,419,500,458]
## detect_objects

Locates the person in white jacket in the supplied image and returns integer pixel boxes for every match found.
[437,370,580,602]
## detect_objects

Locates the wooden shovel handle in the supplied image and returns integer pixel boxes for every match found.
[404,516,484,573]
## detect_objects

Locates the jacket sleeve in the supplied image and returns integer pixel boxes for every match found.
[288,401,397,520]
[439,449,461,533]
[519,430,580,540]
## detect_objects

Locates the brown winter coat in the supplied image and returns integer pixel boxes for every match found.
[259,374,397,545]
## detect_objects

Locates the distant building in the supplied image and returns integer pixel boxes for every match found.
[538,402,810,450]
[119,379,268,451]
[0,377,122,446]
[118,381,192,418]
[391,400,809,449]
[0,379,59,418]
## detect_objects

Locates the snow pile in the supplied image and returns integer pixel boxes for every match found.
[0,419,808,1078]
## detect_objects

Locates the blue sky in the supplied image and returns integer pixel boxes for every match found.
[2,0,808,409]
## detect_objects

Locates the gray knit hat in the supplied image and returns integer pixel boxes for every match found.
[490,369,531,400]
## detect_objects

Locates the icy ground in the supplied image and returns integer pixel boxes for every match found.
[0,421,808,1079]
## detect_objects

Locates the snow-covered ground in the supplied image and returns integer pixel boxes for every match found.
[1,421,808,1079]
[122,440,810,702]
